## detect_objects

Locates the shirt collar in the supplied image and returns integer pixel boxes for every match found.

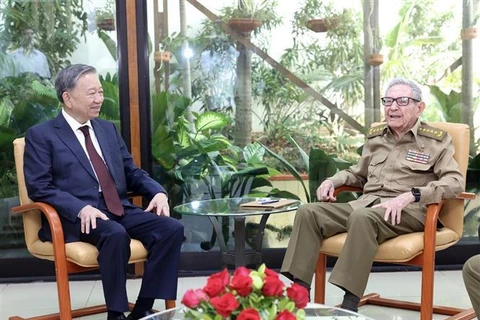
[383,118,422,139]
[62,109,92,132]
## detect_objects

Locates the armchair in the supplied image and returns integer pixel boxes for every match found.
[9,138,175,320]
[313,122,476,320]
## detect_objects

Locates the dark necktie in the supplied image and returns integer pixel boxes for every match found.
[79,126,124,216]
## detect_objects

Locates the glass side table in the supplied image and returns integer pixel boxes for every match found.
[173,197,301,268]
[141,303,376,319]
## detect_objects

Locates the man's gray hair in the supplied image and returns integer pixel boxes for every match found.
[384,78,422,101]
[55,64,97,103]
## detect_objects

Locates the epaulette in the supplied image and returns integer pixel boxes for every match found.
[418,124,447,141]
[367,124,387,138]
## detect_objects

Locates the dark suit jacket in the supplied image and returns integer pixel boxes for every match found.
[24,113,166,242]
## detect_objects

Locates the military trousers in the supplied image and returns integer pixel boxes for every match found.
[463,254,480,317]
[281,201,424,298]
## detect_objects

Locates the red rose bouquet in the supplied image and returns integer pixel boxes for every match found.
[181,264,308,319]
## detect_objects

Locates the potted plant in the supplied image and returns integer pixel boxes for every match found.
[221,0,281,34]
[295,0,340,33]
[366,29,384,66]
[366,53,384,66]
[95,0,115,31]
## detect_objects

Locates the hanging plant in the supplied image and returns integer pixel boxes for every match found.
[221,0,281,35]
[366,53,384,66]
[95,0,116,32]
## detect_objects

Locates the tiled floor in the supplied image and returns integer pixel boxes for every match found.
[0,269,477,320]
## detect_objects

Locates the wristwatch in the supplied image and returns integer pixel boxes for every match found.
[411,188,421,202]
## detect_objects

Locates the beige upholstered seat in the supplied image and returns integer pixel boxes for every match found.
[314,122,476,320]
[10,138,175,320]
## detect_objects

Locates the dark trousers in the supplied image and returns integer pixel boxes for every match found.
[80,202,184,312]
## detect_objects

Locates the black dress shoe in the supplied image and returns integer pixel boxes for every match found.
[126,309,155,320]
[107,314,127,320]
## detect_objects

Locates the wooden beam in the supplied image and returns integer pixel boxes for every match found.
[125,0,144,276]
[126,0,141,171]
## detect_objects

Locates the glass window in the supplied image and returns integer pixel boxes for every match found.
[147,0,479,259]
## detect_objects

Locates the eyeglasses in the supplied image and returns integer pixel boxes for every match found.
[381,97,420,107]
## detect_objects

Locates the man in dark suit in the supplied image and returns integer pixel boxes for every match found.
[24,64,184,320]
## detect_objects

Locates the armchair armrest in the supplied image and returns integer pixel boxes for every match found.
[458,192,475,200]
[333,185,362,196]
[11,202,69,264]
[12,202,65,242]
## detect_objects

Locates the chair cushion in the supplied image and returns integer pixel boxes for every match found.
[28,239,148,268]
[320,228,459,262]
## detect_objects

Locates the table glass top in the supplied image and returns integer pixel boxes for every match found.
[173,197,302,217]
[141,304,375,319]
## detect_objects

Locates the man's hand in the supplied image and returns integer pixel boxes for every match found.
[145,193,170,217]
[316,180,336,202]
[372,192,416,225]
[79,205,109,234]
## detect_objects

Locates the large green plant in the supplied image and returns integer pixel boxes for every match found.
[381,0,458,82]
[425,85,479,125]
[99,72,120,128]
[0,0,88,74]
[151,91,237,207]
[0,72,60,197]
[260,135,355,202]
[151,91,299,210]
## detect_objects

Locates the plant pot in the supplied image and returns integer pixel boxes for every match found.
[227,18,262,33]
[366,53,384,66]
[305,18,337,33]
[461,27,477,40]
[97,18,115,31]
[154,51,171,63]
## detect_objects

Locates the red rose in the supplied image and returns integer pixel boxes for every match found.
[286,283,309,308]
[275,310,297,320]
[237,308,261,320]
[265,267,279,278]
[233,266,251,277]
[181,289,207,308]
[262,276,284,297]
[229,274,253,297]
[204,269,230,297]
[210,269,230,286]
[204,277,226,297]
[210,292,240,318]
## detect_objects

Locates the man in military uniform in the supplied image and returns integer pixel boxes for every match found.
[463,254,480,317]
[281,78,465,312]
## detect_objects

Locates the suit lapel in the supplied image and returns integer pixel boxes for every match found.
[53,114,97,181]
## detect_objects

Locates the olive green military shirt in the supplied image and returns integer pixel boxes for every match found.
[328,120,465,223]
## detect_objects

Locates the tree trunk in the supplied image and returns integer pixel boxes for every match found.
[179,0,194,128]
[372,0,381,122]
[234,33,252,148]
[363,0,374,128]
[462,0,475,156]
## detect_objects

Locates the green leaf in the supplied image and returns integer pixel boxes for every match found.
[308,147,337,202]
[0,99,14,126]
[287,135,309,171]
[268,304,277,320]
[97,29,117,61]
[259,142,309,201]
[243,142,266,165]
[195,111,229,132]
